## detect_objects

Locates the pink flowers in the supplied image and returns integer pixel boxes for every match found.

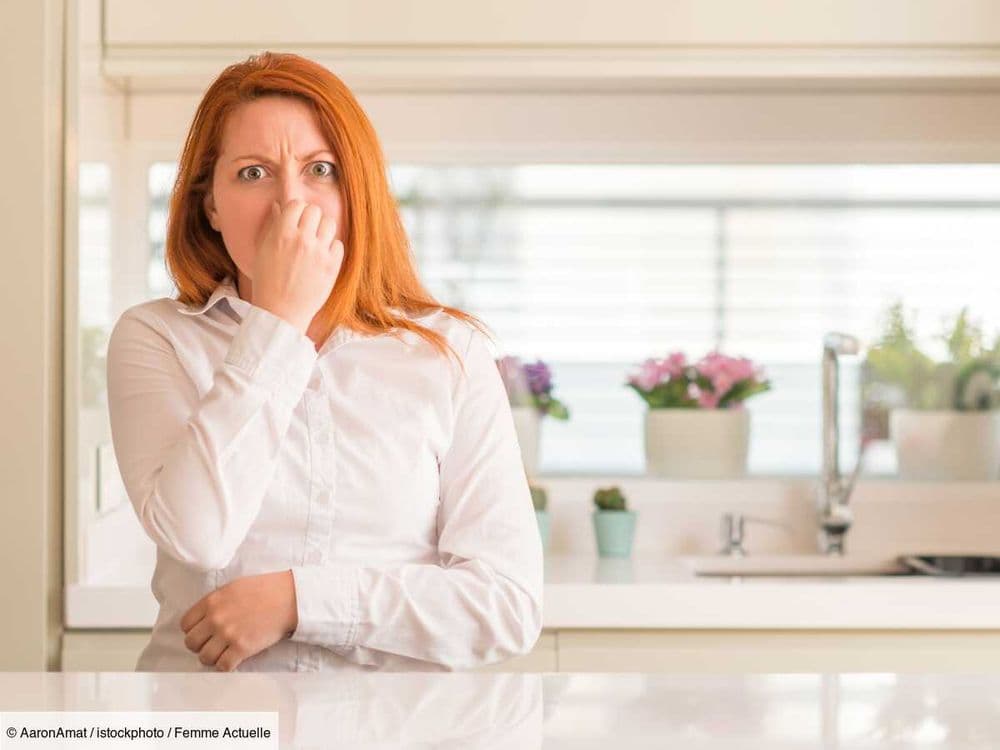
[694,352,760,408]
[630,353,688,391]
[626,350,772,409]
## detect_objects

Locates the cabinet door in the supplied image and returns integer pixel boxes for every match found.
[62,630,559,672]
[474,631,557,673]
[62,632,149,671]
[557,630,1000,672]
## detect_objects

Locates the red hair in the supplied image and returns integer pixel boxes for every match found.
[165,50,489,367]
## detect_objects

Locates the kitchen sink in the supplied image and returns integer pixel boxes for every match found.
[682,554,909,577]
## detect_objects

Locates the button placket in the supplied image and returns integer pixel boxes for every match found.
[298,371,338,672]
[302,394,336,565]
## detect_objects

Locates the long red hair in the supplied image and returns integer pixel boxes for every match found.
[165,51,489,367]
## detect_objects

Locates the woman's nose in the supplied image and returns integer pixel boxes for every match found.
[277,175,307,205]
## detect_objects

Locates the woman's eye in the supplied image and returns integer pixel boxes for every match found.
[310,161,337,179]
[237,165,265,182]
[237,162,336,182]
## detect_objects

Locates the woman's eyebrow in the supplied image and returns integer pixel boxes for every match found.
[230,150,335,164]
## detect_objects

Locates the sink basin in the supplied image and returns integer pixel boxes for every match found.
[682,554,909,577]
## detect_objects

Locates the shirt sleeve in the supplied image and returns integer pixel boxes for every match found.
[106,303,318,572]
[288,324,544,670]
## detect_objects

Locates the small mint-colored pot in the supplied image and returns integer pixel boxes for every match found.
[535,510,551,552]
[592,509,637,558]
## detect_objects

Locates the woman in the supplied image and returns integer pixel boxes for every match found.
[106,51,543,672]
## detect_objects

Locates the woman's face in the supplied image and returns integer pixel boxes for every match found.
[203,95,343,296]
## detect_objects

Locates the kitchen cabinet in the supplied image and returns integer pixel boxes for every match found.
[102,0,1000,90]
[60,631,558,672]
[556,629,1000,673]
[62,628,1000,673]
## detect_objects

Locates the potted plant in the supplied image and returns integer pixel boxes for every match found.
[626,351,771,478]
[592,486,637,558]
[865,302,1000,480]
[529,482,551,552]
[496,356,570,474]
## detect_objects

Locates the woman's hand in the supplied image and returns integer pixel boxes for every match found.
[180,570,299,672]
[251,198,344,335]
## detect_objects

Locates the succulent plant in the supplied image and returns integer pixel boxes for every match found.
[593,486,628,512]
[954,360,1000,411]
[529,484,548,512]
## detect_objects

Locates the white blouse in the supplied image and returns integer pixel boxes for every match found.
[106,276,543,672]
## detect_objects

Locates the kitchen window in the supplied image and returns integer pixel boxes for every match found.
[139,162,1000,477]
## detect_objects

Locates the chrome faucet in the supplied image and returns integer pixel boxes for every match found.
[818,332,862,555]
[719,513,792,556]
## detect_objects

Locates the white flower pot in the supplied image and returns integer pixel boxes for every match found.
[890,409,1000,480]
[510,406,541,476]
[644,408,750,478]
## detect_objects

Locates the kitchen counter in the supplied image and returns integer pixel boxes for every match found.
[65,555,1000,630]
[2,670,1000,748]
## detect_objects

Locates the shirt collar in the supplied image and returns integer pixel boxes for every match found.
[177,275,251,319]
[176,276,441,349]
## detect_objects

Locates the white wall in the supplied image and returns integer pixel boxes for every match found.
[0,0,66,670]
[100,0,1000,90]
[126,89,1000,164]
[104,0,1000,46]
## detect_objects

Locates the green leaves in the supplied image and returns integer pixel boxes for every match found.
[866,301,1000,411]
[626,379,699,409]
[954,360,1000,411]
[536,394,570,420]
[718,379,772,409]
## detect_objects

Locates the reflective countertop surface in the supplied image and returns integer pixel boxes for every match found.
[3,671,1000,748]
[69,555,1000,630]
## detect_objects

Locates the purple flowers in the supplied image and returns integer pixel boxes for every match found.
[626,350,772,409]
[496,356,570,420]
[523,361,553,396]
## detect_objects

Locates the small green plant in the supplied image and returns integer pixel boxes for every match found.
[593,486,628,512]
[864,302,941,410]
[865,302,1000,412]
[529,484,548,512]
[944,309,1000,410]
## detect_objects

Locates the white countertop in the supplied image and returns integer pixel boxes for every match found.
[65,555,1000,630]
[3,670,1000,748]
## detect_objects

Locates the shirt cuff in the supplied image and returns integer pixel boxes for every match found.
[289,564,360,649]
[224,305,318,403]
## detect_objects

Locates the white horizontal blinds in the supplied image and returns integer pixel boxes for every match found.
[392,164,1000,476]
[394,167,721,474]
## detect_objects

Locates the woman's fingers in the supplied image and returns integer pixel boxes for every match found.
[317,214,338,247]
[252,198,344,334]
[297,202,323,238]
[197,632,229,667]
[278,198,308,235]
[183,617,214,654]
